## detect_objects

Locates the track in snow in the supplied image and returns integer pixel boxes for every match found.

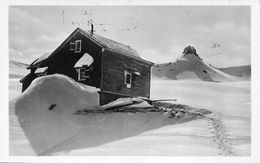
[38,102,235,156]
[205,113,235,156]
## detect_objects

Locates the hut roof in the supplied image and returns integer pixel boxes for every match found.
[27,28,153,69]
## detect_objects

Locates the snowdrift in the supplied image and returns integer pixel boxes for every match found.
[150,80,251,156]
[10,74,250,156]
[152,53,240,82]
[217,65,251,78]
[13,74,205,155]
[9,60,29,78]
[14,74,100,154]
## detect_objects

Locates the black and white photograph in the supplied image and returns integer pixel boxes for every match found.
[1,0,260,162]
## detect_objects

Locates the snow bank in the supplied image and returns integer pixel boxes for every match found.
[151,80,250,117]
[14,74,100,154]
[152,53,239,82]
[12,74,215,156]
[10,74,250,156]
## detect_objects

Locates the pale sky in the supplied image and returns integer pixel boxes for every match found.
[9,6,250,67]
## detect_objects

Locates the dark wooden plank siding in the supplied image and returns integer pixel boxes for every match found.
[20,73,38,92]
[47,32,103,88]
[101,51,151,98]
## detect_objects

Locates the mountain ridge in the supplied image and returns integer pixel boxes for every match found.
[152,50,250,82]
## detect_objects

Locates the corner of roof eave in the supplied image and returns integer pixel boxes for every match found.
[26,58,40,69]
[27,62,40,70]
[149,61,155,66]
[145,60,155,66]
[102,48,154,65]
[139,55,154,66]
[26,66,31,70]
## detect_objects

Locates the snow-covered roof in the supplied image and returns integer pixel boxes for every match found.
[27,52,51,69]
[74,53,94,68]
[80,29,151,62]
[36,52,52,65]
[79,28,153,64]
[35,67,48,73]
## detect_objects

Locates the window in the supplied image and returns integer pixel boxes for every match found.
[70,40,81,53]
[124,70,132,88]
[75,40,81,53]
[76,67,90,81]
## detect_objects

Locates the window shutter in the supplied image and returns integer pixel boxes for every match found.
[70,42,76,51]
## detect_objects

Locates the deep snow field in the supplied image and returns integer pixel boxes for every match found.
[9,74,250,156]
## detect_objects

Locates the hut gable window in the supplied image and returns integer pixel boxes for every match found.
[124,70,132,88]
[75,40,81,53]
[70,40,81,53]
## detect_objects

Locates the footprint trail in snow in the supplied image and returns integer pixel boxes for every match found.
[205,113,235,156]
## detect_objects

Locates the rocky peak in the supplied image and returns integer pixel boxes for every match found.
[182,46,198,57]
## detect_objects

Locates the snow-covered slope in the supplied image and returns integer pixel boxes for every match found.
[9,74,250,156]
[152,53,239,82]
[217,65,251,78]
[9,60,29,78]
[11,74,212,155]
[9,60,29,100]
[12,74,201,155]
[150,80,251,156]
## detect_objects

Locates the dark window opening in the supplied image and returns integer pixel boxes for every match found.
[124,70,132,88]
[77,67,91,81]
[126,74,131,84]
[75,40,81,53]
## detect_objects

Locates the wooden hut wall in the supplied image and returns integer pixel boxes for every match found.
[101,51,151,98]
[46,32,103,88]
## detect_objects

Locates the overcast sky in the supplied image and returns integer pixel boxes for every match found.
[9,6,250,67]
